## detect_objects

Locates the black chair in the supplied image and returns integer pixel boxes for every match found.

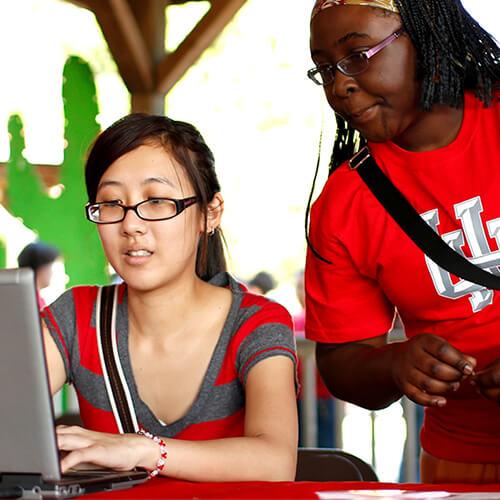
[296,448,379,482]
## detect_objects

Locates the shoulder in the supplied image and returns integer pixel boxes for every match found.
[465,90,500,126]
[312,153,383,227]
[309,156,386,255]
[314,160,366,211]
[461,91,499,157]
[240,290,293,331]
[210,272,293,330]
[233,292,296,382]
[209,273,296,382]
[235,291,295,355]
[44,285,104,322]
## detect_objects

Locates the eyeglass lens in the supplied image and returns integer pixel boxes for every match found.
[315,52,369,85]
[89,199,179,223]
[309,29,403,86]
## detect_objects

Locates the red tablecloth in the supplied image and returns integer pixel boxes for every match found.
[84,479,500,499]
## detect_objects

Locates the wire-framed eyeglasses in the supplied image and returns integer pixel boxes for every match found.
[307,28,405,86]
[85,196,199,224]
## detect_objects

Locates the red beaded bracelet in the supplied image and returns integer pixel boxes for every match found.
[137,428,168,478]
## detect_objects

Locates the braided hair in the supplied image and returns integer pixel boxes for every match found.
[307,0,499,263]
[85,114,226,281]
[329,0,500,173]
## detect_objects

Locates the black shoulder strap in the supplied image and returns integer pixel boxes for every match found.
[350,146,500,291]
[99,285,136,433]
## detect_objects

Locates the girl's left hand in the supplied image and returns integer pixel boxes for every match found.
[56,425,155,473]
[472,358,500,404]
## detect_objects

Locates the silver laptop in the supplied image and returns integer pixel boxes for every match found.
[0,268,148,498]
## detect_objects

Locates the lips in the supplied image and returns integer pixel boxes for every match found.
[349,104,378,122]
[124,249,153,257]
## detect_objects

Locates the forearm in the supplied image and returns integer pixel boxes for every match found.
[139,435,296,482]
[317,341,403,410]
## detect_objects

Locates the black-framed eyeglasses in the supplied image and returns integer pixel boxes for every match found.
[85,196,199,224]
[307,28,405,86]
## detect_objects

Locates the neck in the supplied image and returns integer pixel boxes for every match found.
[127,278,205,342]
[393,104,464,152]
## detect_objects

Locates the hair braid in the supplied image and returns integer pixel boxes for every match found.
[327,0,499,172]
[310,0,499,264]
[395,0,499,109]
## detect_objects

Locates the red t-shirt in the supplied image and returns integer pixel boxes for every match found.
[305,92,500,462]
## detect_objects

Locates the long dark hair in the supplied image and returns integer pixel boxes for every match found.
[85,114,226,281]
[329,0,500,172]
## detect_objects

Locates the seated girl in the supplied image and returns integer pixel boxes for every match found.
[41,114,298,481]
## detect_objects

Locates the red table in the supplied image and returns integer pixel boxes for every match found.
[84,479,500,499]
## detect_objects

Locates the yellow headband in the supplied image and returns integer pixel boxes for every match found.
[311,0,399,20]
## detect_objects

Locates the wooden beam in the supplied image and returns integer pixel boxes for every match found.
[129,0,168,63]
[156,0,247,94]
[107,0,154,91]
[128,0,168,113]
[69,0,154,92]
[131,93,165,115]
[108,0,153,90]
[167,0,209,3]
[65,0,94,9]
[64,0,248,111]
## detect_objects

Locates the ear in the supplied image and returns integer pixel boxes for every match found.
[203,192,224,234]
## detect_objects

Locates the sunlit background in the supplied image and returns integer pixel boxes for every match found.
[0,0,329,313]
[0,0,498,482]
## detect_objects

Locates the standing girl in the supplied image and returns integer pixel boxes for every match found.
[305,0,499,483]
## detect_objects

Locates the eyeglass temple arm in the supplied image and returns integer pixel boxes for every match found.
[175,196,199,212]
[365,29,404,58]
[183,196,198,208]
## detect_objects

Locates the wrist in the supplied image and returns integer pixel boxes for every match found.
[136,434,158,470]
[136,429,168,477]
[387,341,405,394]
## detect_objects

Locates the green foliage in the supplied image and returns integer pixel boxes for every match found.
[0,237,5,269]
[6,56,108,286]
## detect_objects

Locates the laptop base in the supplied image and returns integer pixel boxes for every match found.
[0,470,148,499]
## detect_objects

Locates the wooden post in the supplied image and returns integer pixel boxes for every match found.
[66,0,248,114]
[129,0,168,114]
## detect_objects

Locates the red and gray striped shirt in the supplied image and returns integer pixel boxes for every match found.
[42,273,297,440]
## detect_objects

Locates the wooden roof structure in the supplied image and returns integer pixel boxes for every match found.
[67,0,247,114]
[0,0,247,199]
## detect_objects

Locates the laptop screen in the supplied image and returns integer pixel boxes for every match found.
[0,268,62,480]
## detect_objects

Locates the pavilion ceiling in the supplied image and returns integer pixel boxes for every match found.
[67,0,247,113]
[0,0,247,199]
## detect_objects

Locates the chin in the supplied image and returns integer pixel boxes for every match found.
[116,272,152,291]
[350,114,397,144]
[357,122,399,143]
[128,276,160,291]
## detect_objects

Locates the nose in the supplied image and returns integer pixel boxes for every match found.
[120,208,147,236]
[329,70,358,100]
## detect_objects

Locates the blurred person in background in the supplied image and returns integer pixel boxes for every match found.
[247,270,277,296]
[294,269,336,448]
[18,241,61,310]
